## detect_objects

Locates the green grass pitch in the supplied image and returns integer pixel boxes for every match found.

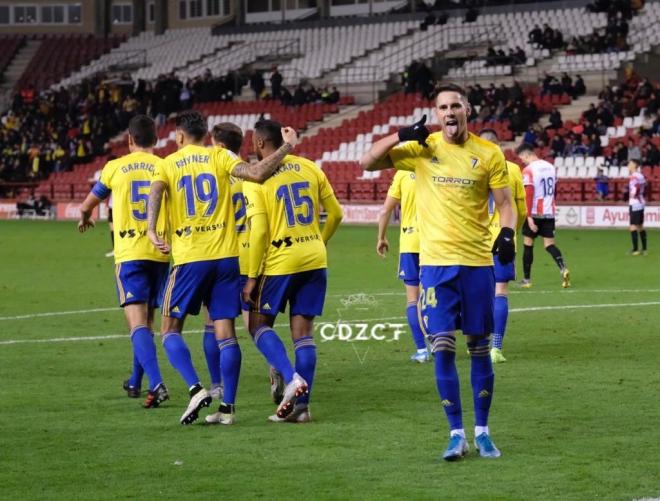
[1,220,659,500]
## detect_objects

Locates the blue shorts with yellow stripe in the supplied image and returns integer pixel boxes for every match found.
[162,257,240,321]
[114,260,169,308]
[419,265,494,337]
[254,268,327,317]
[398,252,420,286]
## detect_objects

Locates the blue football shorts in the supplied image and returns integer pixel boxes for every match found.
[162,257,240,321]
[253,268,327,317]
[114,260,169,308]
[418,265,495,336]
[398,252,420,286]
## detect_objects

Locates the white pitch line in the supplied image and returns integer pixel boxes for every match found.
[0,307,118,321]
[2,300,660,346]
[4,288,660,322]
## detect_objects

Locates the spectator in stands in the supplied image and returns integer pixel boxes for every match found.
[529,24,543,46]
[550,134,566,157]
[548,108,563,130]
[293,84,307,106]
[574,75,587,97]
[644,141,660,166]
[16,192,36,216]
[270,66,283,100]
[250,70,265,100]
[588,133,603,156]
[627,138,642,162]
[594,168,610,200]
[523,126,538,145]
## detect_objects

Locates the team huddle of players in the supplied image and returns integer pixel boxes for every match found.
[81,82,649,462]
[79,111,343,426]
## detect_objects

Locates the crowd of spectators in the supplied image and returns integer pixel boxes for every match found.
[249,66,341,107]
[528,23,565,51]
[484,45,527,66]
[541,73,586,99]
[1,65,340,184]
[522,73,658,167]
[402,60,434,99]
[466,81,540,134]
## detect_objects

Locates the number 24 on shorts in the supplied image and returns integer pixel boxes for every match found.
[420,286,438,309]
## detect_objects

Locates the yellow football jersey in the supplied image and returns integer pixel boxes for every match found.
[230,175,249,275]
[245,154,335,275]
[387,170,419,254]
[389,132,510,266]
[152,144,242,265]
[94,151,169,264]
[488,160,527,247]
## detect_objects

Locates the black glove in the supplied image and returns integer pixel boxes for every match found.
[398,114,430,147]
[492,227,515,265]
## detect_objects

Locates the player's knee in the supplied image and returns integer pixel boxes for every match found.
[467,335,490,357]
[428,333,456,354]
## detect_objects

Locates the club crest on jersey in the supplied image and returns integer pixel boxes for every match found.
[470,157,479,169]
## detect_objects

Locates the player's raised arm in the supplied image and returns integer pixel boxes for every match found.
[360,115,429,172]
[231,126,298,183]
[146,180,170,254]
[376,196,399,257]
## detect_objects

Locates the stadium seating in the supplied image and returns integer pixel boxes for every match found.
[0,36,23,77]
[17,34,124,90]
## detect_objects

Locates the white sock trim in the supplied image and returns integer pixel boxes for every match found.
[475,425,490,437]
[450,428,466,438]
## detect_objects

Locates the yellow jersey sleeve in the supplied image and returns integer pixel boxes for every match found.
[212,147,243,177]
[98,162,116,195]
[488,148,510,190]
[245,181,266,218]
[389,141,423,172]
[318,168,336,202]
[152,158,170,186]
[387,171,403,200]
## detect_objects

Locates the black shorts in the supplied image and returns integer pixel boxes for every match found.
[629,208,644,225]
[522,217,555,238]
[108,207,113,223]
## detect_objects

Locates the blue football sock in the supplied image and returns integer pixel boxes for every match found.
[294,336,316,405]
[430,334,463,431]
[217,338,241,405]
[468,336,494,427]
[492,295,509,350]
[406,302,427,350]
[253,327,294,383]
[131,326,163,391]
[128,353,144,388]
[162,332,200,388]
[203,325,221,385]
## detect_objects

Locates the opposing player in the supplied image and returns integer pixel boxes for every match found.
[376,171,429,362]
[361,83,516,460]
[515,143,570,288]
[478,129,527,364]
[78,115,170,408]
[627,159,648,255]
[242,119,343,422]
[147,110,298,425]
[200,122,249,403]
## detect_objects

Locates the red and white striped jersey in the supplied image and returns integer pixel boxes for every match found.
[629,171,646,210]
[522,159,556,217]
